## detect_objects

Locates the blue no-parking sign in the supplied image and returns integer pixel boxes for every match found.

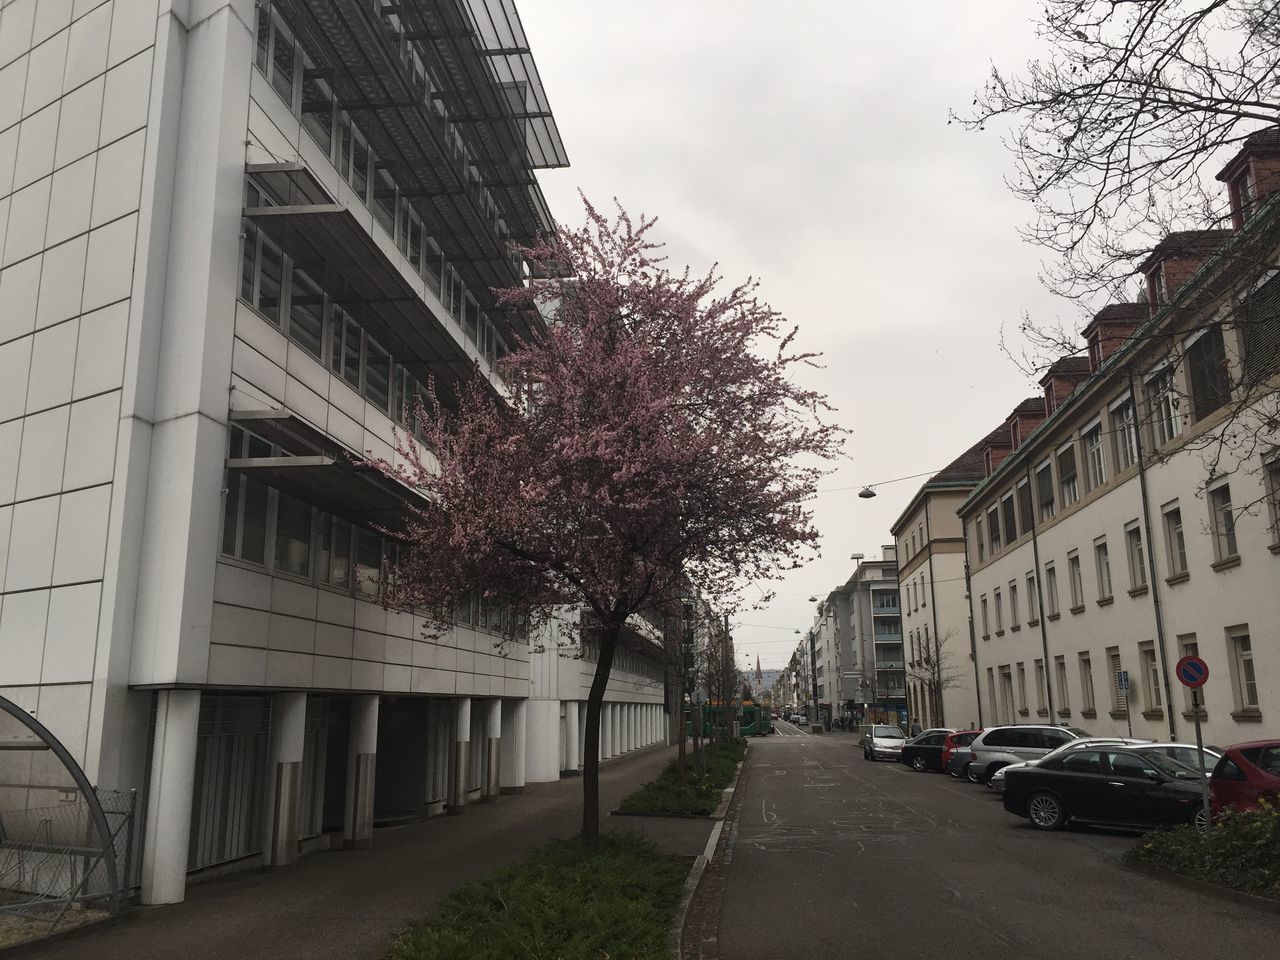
[1175,655,1209,688]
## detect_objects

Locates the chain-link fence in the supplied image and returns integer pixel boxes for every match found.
[0,698,135,950]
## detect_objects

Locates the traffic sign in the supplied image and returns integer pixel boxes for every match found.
[1115,670,1130,692]
[1176,655,1209,689]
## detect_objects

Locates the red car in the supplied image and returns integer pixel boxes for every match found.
[1209,740,1280,815]
[942,730,981,778]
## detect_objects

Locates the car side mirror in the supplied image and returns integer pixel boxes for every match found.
[1144,770,1164,782]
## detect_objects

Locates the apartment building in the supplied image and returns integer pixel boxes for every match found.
[890,436,1001,732]
[960,133,1280,749]
[0,0,667,906]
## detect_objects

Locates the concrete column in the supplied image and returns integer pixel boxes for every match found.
[344,695,379,848]
[141,689,201,905]
[563,701,580,775]
[625,703,635,752]
[578,701,588,768]
[263,692,306,867]
[600,702,612,760]
[483,700,502,799]
[500,699,527,793]
[449,697,471,812]
[614,704,624,755]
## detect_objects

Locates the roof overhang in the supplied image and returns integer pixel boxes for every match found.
[227,455,420,527]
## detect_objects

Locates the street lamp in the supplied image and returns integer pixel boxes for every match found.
[858,486,876,499]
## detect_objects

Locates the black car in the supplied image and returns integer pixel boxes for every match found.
[900,731,953,772]
[1003,746,1206,831]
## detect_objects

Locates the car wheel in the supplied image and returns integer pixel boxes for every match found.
[966,764,982,783]
[1027,792,1066,831]
[1191,806,1210,831]
[911,756,928,772]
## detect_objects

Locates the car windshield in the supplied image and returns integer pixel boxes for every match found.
[873,726,904,738]
[1132,750,1203,779]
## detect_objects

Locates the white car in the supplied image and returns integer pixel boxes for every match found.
[988,737,1148,793]
[862,724,907,761]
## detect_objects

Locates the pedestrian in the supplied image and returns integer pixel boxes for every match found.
[910,719,922,738]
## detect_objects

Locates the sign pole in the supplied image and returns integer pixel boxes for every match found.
[1192,687,1210,828]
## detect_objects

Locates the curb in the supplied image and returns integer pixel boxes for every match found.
[669,744,748,958]
[1121,852,1280,915]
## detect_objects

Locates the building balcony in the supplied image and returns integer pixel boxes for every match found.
[873,634,902,644]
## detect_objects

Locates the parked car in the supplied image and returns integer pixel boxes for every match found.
[1003,746,1207,831]
[900,729,957,772]
[789,713,806,725]
[1210,740,1280,816]
[1144,742,1222,777]
[967,724,1091,783]
[988,737,1145,794]
[943,730,982,778]
[863,724,907,761]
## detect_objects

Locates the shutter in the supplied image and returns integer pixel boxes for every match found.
[1241,272,1280,384]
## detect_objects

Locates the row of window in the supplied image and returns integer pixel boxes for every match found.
[252,7,521,364]
[978,469,1275,643]
[987,626,1259,726]
[974,303,1279,564]
[221,426,525,636]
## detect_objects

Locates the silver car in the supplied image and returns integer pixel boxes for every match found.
[1143,742,1222,776]
[967,724,1092,782]
[863,724,907,761]
[988,737,1146,794]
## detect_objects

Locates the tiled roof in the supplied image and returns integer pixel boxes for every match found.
[1245,126,1280,147]
[1092,302,1146,322]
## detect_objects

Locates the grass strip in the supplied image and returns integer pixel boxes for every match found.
[385,832,689,960]
[616,739,746,817]
[1134,801,1280,899]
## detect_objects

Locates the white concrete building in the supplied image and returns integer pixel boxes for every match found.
[0,0,666,906]
[960,132,1280,750]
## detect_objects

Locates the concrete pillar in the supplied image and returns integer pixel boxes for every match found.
[263,692,306,867]
[483,700,502,799]
[141,690,201,905]
[449,697,471,812]
[612,704,623,756]
[600,702,612,760]
[500,699,527,793]
[578,701,588,769]
[563,701,580,775]
[344,695,379,848]
[625,703,634,752]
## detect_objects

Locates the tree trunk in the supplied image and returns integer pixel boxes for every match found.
[581,622,620,846]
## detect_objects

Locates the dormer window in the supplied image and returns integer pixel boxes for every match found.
[1236,170,1257,222]
[1011,420,1021,448]
[1148,263,1169,305]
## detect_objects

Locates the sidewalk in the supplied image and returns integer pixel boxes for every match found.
[18,745,704,960]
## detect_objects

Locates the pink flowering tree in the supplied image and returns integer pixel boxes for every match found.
[372,201,843,843]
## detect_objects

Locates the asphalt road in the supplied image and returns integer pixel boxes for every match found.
[706,733,1276,960]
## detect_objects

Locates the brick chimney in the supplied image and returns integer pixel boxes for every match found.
[1006,397,1046,449]
[1082,303,1144,372]
[1138,230,1231,306]
[1216,127,1280,229]
[1039,356,1091,415]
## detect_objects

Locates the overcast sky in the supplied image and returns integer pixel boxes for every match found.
[520,1,1072,670]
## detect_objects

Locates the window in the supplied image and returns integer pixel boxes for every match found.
[1055,655,1069,710]
[1229,627,1259,711]
[1036,461,1055,521]
[1057,443,1079,507]
[1140,642,1162,711]
[319,516,353,589]
[1084,422,1106,491]
[1108,648,1126,712]
[274,493,314,579]
[1110,398,1138,471]
[980,596,990,638]
[986,668,998,722]
[1026,573,1038,622]
[1045,563,1059,617]
[1186,327,1230,421]
[1125,522,1147,590]
[1094,539,1112,599]
[1208,484,1238,561]
[300,51,335,156]
[1017,480,1035,534]
[993,588,1004,633]
[1240,273,1280,384]
[1078,652,1096,713]
[1237,170,1257,220]
[270,14,297,107]
[288,266,325,359]
[1163,504,1188,577]
[1266,453,1280,543]
[364,336,392,412]
[1034,659,1046,713]
[221,427,271,565]
[354,528,383,598]
[1061,751,1103,774]
[1016,663,1028,713]
[1001,494,1018,544]
[1179,635,1204,712]
[1008,580,1020,627]
[988,506,1001,553]
[1068,551,1084,609]
[1146,366,1181,447]
[1000,667,1015,724]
